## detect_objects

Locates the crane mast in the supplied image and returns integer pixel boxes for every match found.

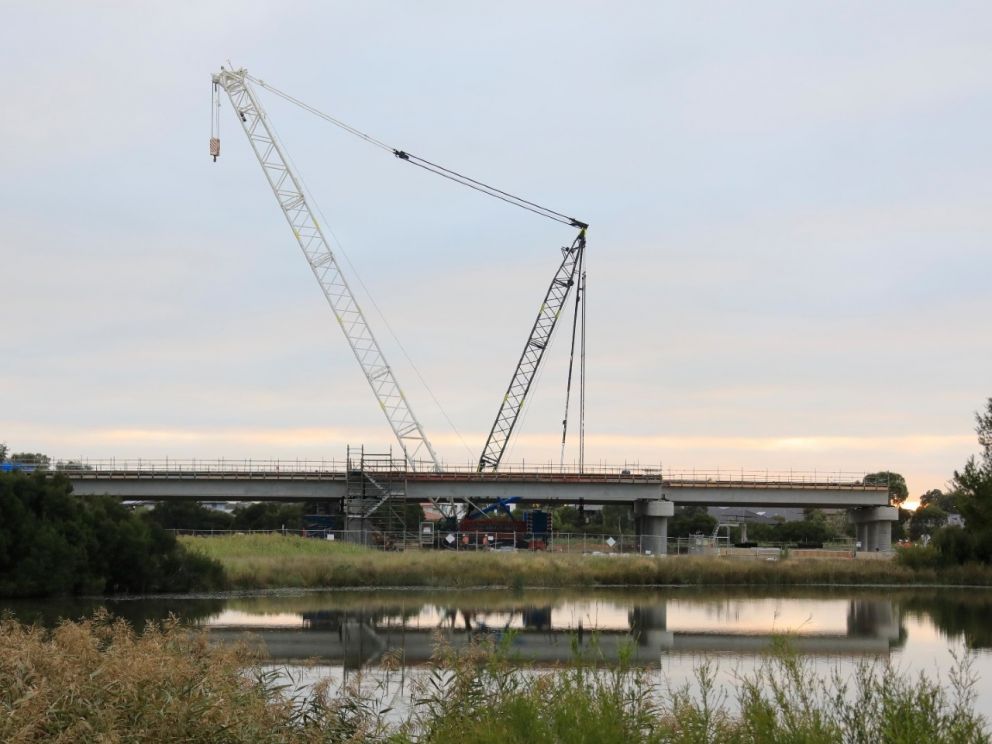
[211,67,440,471]
[478,227,586,472]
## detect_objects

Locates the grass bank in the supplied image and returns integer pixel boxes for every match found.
[1,613,987,743]
[180,534,992,590]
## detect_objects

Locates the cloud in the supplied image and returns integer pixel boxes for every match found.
[2,2,989,506]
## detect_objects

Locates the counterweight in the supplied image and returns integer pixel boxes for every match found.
[212,68,440,470]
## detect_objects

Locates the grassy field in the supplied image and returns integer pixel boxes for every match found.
[2,612,986,743]
[179,534,992,590]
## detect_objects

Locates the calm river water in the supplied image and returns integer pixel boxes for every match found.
[5,587,992,718]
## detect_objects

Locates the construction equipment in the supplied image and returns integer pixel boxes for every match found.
[211,68,440,473]
[478,228,586,472]
[210,66,588,483]
[437,497,552,550]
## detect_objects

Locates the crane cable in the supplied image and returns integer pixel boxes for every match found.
[559,245,585,468]
[242,72,588,468]
[257,94,478,465]
[245,74,587,230]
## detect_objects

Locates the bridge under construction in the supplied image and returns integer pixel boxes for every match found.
[55,66,902,556]
[66,457,898,554]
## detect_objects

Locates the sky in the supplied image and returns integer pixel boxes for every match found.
[1,1,990,503]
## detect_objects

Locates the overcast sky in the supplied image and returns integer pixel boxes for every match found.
[2,1,989,500]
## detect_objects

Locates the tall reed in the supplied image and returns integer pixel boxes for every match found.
[180,534,992,590]
[1,613,988,742]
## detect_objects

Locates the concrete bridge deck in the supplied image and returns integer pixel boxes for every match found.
[60,458,897,552]
[64,459,889,508]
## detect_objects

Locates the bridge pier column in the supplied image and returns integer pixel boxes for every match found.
[849,506,898,552]
[629,604,673,648]
[635,500,674,555]
[343,517,365,546]
[855,522,868,551]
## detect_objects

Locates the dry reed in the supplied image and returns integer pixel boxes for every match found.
[180,534,992,590]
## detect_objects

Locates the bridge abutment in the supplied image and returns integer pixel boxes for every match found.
[849,506,898,552]
[635,500,674,555]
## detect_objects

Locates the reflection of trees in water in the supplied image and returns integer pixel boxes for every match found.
[302,604,553,634]
[689,600,745,624]
[900,593,992,649]
[303,608,414,629]
[847,601,893,635]
[2,597,226,628]
[106,599,227,627]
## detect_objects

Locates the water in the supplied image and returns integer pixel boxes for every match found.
[5,587,992,717]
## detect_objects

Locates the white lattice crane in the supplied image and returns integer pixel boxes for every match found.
[211,68,440,471]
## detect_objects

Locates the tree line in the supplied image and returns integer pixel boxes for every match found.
[0,468,224,598]
[900,398,992,565]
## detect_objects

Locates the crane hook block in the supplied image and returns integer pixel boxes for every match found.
[210,137,220,162]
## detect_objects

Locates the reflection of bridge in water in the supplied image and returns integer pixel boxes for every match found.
[207,598,903,668]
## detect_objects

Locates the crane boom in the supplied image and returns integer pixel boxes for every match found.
[478,228,586,472]
[212,67,440,470]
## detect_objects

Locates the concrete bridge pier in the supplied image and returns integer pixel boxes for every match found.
[635,500,675,555]
[629,604,674,649]
[849,506,898,552]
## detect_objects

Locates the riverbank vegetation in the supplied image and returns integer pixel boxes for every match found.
[0,471,224,598]
[903,398,992,567]
[1,612,986,743]
[180,533,992,589]
[3,395,990,597]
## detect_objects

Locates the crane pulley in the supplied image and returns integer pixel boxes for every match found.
[210,66,588,473]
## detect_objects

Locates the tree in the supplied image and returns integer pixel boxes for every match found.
[978,397,992,466]
[230,502,303,531]
[0,443,7,462]
[776,514,833,545]
[919,488,961,514]
[552,505,582,532]
[934,398,992,564]
[0,471,223,597]
[9,452,51,470]
[600,504,635,535]
[145,500,234,531]
[669,506,717,538]
[864,471,908,505]
[909,504,948,542]
[55,459,93,471]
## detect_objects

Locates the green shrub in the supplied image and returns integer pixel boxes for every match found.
[933,526,982,565]
[0,471,225,597]
[895,543,943,569]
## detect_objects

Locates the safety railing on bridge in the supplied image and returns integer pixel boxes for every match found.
[46,457,884,488]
